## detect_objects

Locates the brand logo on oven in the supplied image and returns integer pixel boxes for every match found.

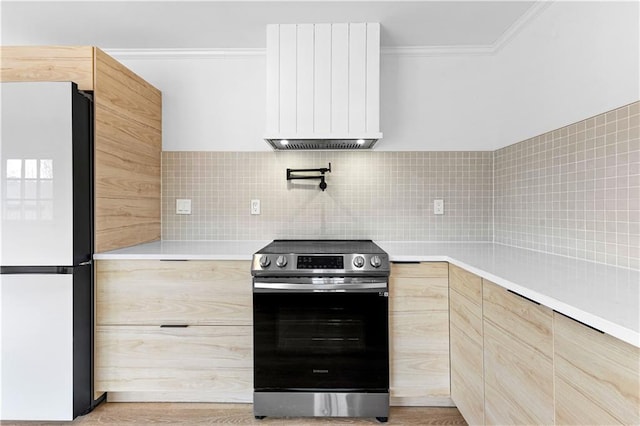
[313,369,329,374]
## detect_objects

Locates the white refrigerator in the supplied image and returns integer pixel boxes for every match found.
[0,81,97,420]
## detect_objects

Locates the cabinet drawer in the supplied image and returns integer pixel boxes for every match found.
[450,322,484,425]
[390,310,450,402]
[483,280,552,354]
[554,313,640,425]
[95,325,252,398]
[449,265,484,424]
[96,260,251,325]
[483,281,554,425]
[391,262,448,278]
[450,286,482,346]
[390,276,448,311]
[483,320,554,425]
[449,264,482,304]
[389,262,450,405]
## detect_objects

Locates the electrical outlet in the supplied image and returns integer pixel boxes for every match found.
[433,199,444,215]
[251,199,261,215]
[176,199,191,215]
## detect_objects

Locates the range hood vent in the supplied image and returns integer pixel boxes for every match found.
[265,23,382,150]
[266,138,378,150]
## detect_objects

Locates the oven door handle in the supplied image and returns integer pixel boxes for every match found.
[253,282,388,293]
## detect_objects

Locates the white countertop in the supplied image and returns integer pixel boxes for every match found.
[377,242,639,348]
[94,240,639,348]
[93,240,271,261]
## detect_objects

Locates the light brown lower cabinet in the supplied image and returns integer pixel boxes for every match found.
[553,312,640,425]
[449,265,639,426]
[95,260,253,402]
[448,265,484,425]
[482,280,554,425]
[95,258,639,416]
[96,260,252,325]
[389,262,451,406]
[95,325,252,402]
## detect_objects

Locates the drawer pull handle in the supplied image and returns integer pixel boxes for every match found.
[160,324,189,328]
[390,261,420,264]
[507,289,540,305]
[554,311,604,334]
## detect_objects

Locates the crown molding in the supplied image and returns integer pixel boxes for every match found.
[104,48,265,60]
[381,45,495,57]
[105,3,549,61]
[492,0,553,53]
[107,45,496,60]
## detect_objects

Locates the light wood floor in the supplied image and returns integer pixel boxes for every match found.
[4,403,467,425]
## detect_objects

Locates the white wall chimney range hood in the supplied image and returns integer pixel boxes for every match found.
[265,23,382,150]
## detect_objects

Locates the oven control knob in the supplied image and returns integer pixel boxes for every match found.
[370,255,382,268]
[259,256,271,268]
[276,255,288,268]
[353,255,365,268]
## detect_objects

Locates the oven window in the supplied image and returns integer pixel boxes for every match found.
[254,292,388,392]
[277,308,366,354]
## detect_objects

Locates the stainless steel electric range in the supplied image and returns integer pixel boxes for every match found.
[251,240,390,423]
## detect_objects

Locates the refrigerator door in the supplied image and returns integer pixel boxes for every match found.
[0,274,74,420]
[1,82,74,266]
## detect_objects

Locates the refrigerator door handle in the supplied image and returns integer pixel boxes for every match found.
[1,266,74,275]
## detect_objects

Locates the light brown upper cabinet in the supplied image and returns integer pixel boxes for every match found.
[0,46,162,252]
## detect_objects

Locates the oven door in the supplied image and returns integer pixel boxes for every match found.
[253,278,389,392]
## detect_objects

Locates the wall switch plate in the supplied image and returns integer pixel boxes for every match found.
[176,199,192,215]
[433,199,444,215]
[251,199,261,215]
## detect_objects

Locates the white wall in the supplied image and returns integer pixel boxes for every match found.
[493,0,640,149]
[117,1,639,152]
[121,55,266,151]
[119,53,495,151]
[379,54,497,150]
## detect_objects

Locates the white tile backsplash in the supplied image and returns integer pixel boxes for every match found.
[494,102,639,269]
[162,151,494,242]
[161,101,639,270]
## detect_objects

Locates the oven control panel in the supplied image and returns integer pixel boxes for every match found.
[252,253,389,276]
[297,255,344,269]
[251,241,390,277]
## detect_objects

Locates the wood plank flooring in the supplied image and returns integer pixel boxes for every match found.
[4,403,467,425]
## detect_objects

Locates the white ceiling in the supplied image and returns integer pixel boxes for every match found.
[1,1,537,49]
